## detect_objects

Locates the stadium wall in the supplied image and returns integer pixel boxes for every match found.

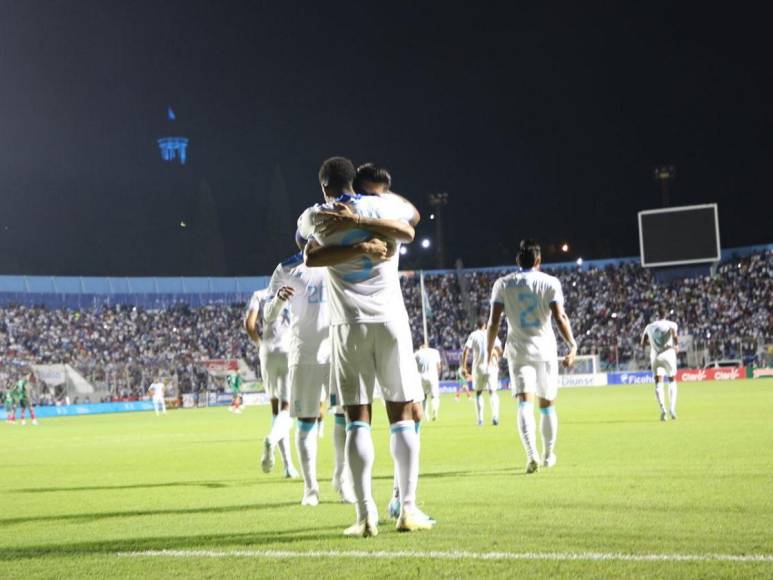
[0,400,155,420]
[0,244,768,308]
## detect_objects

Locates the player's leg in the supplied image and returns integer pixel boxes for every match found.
[261,396,280,473]
[511,359,539,472]
[265,355,297,476]
[665,351,678,419]
[291,364,327,505]
[317,398,325,439]
[29,402,37,425]
[653,367,667,421]
[537,361,559,467]
[377,320,431,532]
[335,323,378,536]
[488,374,500,426]
[474,373,486,425]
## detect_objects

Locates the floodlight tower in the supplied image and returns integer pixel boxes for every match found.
[428,192,448,268]
[654,165,676,207]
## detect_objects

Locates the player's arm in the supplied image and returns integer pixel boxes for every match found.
[264,286,294,322]
[304,238,391,267]
[550,301,577,368]
[487,302,504,366]
[671,328,679,351]
[460,347,471,380]
[641,331,649,349]
[244,307,260,344]
[316,203,415,242]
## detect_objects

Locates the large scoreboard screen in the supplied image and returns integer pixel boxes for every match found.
[638,204,720,267]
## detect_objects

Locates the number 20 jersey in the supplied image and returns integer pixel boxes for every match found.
[491,269,564,363]
[297,194,414,326]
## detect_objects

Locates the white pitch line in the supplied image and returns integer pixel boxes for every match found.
[116,549,773,563]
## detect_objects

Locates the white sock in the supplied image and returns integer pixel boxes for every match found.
[346,421,375,520]
[296,420,318,492]
[655,383,666,412]
[278,435,295,472]
[268,410,293,445]
[431,396,440,420]
[390,420,419,513]
[333,414,347,485]
[540,406,558,458]
[475,393,484,423]
[490,390,500,423]
[668,380,678,415]
[517,401,538,461]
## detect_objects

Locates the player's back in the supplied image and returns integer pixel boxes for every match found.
[297,194,412,324]
[645,319,677,353]
[465,329,495,375]
[278,255,331,365]
[492,269,563,363]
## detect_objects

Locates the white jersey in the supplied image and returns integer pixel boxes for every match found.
[464,329,502,376]
[491,269,564,363]
[248,288,291,355]
[149,382,165,399]
[266,253,330,366]
[415,347,441,381]
[643,320,678,356]
[297,193,414,325]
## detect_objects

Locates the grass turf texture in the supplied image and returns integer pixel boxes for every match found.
[1,379,772,579]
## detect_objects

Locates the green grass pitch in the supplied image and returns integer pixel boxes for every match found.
[1,379,772,578]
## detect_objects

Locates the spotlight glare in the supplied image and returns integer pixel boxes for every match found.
[399,246,408,256]
[421,238,431,249]
[576,257,583,266]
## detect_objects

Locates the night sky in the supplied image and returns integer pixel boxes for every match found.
[0,1,770,276]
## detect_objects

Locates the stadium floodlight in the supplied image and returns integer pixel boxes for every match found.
[421,238,431,249]
[576,257,583,266]
[430,214,435,220]
[561,243,569,252]
[399,246,408,256]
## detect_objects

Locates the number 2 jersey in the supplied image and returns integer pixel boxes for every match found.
[265,252,330,366]
[491,269,564,364]
[297,193,414,326]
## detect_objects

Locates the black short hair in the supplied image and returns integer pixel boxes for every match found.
[517,239,541,269]
[318,157,356,190]
[354,162,392,193]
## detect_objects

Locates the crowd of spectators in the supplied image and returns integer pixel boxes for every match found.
[1,249,770,402]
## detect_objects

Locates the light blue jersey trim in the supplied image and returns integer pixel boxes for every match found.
[347,420,371,432]
[390,424,415,434]
[334,414,346,426]
[539,406,555,415]
[298,419,318,432]
[518,401,533,409]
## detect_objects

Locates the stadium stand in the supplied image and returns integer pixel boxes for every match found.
[1,246,770,404]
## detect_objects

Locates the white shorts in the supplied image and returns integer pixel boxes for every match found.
[330,321,421,406]
[289,363,329,418]
[651,350,677,378]
[473,372,498,393]
[152,396,165,406]
[262,351,290,402]
[420,376,439,398]
[509,359,559,402]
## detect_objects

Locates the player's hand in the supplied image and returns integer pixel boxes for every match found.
[359,238,390,261]
[562,345,577,368]
[316,203,359,236]
[276,286,295,301]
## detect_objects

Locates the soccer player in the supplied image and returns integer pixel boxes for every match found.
[415,342,442,421]
[4,385,17,424]
[245,288,299,479]
[264,248,357,506]
[15,373,38,426]
[226,371,243,414]
[299,156,430,536]
[462,321,503,426]
[641,315,679,421]
[352,162,433,523]
[487,239,577,473]
[148,378,167,416]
